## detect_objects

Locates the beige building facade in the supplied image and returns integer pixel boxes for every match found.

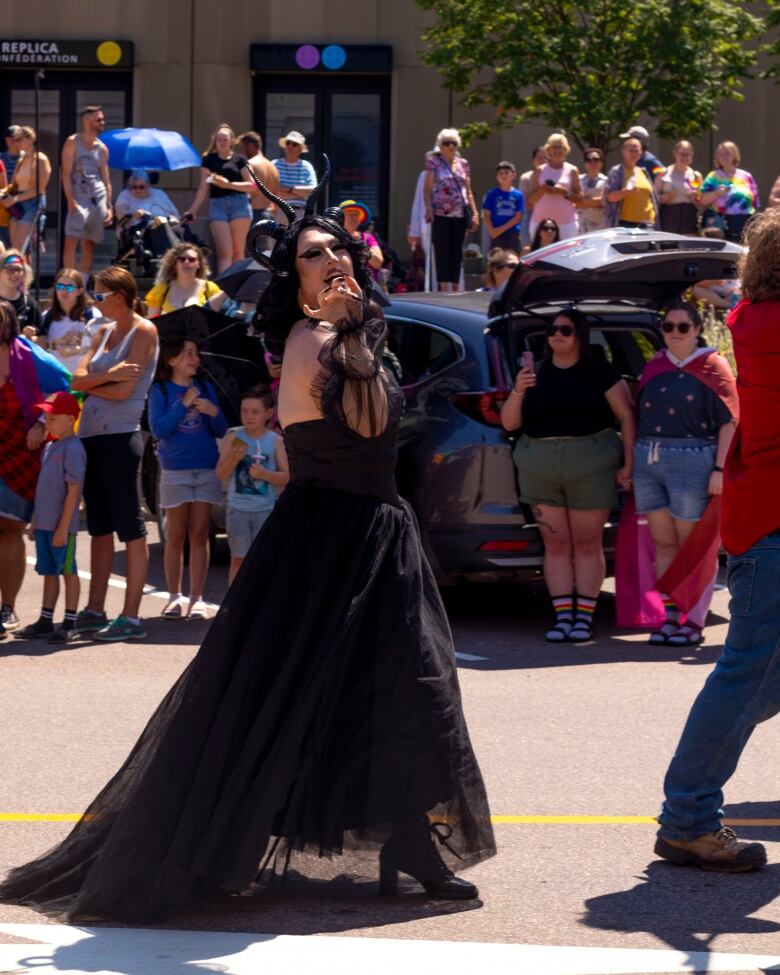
[3,0,779,265]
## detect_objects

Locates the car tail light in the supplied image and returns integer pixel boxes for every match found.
[452,390,509,426]
[479,540,530,552]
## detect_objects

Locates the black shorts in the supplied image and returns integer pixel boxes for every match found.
[82,431,146,542]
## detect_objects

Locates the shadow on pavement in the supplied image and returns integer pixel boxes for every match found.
[724,801,780,842]
[444,582,727,672]
[582,860,780,970]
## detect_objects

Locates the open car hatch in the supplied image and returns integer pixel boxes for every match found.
[493,229,744,312]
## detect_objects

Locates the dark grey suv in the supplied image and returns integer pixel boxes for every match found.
[387,229,743,581]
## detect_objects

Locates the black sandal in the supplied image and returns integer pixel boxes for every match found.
[648,621,680,645]
[567,620,594,643]
[545,622,572,643]
[666,623,704,647]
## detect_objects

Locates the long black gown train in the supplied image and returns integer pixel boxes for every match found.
[0,322,496,922]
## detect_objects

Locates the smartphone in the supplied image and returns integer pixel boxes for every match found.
[521,350,535,374]
[544,179,556,187]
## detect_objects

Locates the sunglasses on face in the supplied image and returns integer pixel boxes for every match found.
[2,262,24,273]
[285,141,301,147]
[177,255,198,264]
[540,225,557,232]
[130,183,147,190]
[55,282,78,293]
[89,291,115,303]
[547,324,575,337]
[490,262,518,270]
[661,320,694,334]
[585,155,601,162]
[440,140,458,148]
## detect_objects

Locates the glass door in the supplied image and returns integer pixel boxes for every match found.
[1,70,132,281]
[254,76,390,235]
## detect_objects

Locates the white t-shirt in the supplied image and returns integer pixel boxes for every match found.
[43,308,101,373]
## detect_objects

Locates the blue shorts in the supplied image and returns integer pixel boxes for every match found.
[34,530,78,576]
[15,195,46,223]
[632,438,716,521]
[209,194,252,223]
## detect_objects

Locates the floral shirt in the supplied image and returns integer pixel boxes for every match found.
[701,168,759,216]
[425,154,470,218]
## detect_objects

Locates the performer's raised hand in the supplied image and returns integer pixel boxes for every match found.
[303,273,363,328]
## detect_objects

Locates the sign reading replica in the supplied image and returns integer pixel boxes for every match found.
[0,40,133,68]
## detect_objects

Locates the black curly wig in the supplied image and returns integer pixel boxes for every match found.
[245,156,373,354]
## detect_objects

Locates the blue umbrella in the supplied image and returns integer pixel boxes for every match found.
[101,128,202,171]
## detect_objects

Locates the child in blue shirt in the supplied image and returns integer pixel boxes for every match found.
[148,338,228,621]
[215,385,289,584]
[482,161,525,251]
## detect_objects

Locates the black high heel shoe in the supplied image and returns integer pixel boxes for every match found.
[379,820,478,900]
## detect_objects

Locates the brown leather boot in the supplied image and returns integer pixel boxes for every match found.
[655,826,766,873]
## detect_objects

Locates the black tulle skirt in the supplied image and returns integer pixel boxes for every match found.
[0,482,495,922]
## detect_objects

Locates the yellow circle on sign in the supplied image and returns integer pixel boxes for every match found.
[97,41,122,66]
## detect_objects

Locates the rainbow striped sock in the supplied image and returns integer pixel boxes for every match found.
[660,593,681,623]
[575,595,598,625]
[551,594,574,623]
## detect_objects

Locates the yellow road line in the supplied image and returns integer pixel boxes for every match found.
[2,813,780,825]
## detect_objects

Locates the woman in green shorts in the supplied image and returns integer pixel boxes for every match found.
[501,309,635,642]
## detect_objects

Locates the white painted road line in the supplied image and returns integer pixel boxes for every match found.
[1,923,779,975]
[24,557,221,612]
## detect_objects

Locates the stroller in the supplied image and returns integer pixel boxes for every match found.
[116,213,207,278]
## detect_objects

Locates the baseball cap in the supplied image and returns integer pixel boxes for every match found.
[338,199,372,225]
[619,125,649,142]
[34,391,81,419]
[279,130,308,152]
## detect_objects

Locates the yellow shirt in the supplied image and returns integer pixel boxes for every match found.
[145,279,221,315]
[620,166,655,224]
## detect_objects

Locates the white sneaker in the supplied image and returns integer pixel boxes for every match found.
[188,599,209,621]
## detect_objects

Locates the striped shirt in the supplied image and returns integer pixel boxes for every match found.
[272,157,317,190]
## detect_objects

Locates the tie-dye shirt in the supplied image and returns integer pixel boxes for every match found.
[701,168,760,216]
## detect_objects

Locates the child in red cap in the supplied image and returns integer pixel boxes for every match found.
[18,392,86,643]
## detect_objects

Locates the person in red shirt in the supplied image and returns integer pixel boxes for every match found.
[654,207,780,873]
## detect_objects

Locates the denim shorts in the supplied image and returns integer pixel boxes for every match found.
[209,194,252,223]
[159,468,223,510]
[226,505,273,558]
[15,195,46,223]
[34,530,78,576]
[632,438,716,521]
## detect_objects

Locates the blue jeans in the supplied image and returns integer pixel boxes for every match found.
[657,530,780,840]
[209,193,252,223]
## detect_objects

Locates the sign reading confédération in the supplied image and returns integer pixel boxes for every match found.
[0,40,133,68]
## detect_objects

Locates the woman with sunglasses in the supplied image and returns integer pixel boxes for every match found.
[527,133,582,241]
[39,269,100,372]
[0,250,42,337]
[423,128,479,292]
[481,247,519,290]
[145,243,226,318]
[576,149,607,234]
[502,310,635,643]
[633,300,737,647]
[523,218,561,255]
[655,141,702,236]
[71,267,159,643]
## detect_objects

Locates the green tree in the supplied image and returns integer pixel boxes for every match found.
[416,0,764,153]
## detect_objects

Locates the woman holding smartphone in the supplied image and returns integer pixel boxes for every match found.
[501,310,635,643]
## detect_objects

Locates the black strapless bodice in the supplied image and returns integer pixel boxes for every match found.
[284,418,401,507]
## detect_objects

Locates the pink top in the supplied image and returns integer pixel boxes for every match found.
[533,162,578,226]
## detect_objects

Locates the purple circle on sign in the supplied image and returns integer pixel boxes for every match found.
[295,45,320,70]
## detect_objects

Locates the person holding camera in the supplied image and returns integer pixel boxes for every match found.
[526,133,582,241]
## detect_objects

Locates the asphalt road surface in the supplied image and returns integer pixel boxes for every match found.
[1,527,779,975]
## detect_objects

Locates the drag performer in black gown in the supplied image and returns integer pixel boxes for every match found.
[0,160,495,923]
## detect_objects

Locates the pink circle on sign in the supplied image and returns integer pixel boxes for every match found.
[295,45,320,70]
